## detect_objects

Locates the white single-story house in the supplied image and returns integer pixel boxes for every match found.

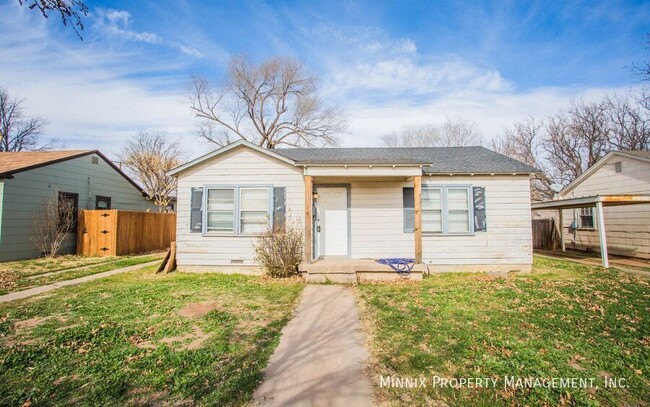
[168,140,539,280]
[0,150,157,261]
[533,150,650,261]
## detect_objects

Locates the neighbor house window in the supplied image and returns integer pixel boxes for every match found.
[206,188,235,232]
[580,207,595,229]
[203,186,271,234]
[421,186,472,234]
[421,188,442,233]
[95,196,111,210]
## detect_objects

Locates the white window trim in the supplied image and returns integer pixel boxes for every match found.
[202,185,273,235]
[579,207,596,230]
[422,185,474,235]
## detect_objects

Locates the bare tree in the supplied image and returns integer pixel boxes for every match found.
[0,88,49,152]
[606,93,650,150]
[31,197,76,257]
[189,56,345,149]
[381,117,483,147]
[18,0,88,39]
[118,131,182,212]
[543,100,611,185]
[491,117,555,201]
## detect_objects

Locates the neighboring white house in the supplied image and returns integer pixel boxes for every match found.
[0,150,157,261]
[545,150,650,260]
[169,140,539,279]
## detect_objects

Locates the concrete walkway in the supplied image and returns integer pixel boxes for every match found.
[0,260,161,303]
[253,285,374,407]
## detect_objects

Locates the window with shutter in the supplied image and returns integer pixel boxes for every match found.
[472,187,487,232]
[273,187,286,230]
[190,187,203,232]
[403,187,414,232]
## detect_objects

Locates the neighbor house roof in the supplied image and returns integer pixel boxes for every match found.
[168,140,540,176]
[0,150,147,195]
[0,150,91,176]
[561,150,650,196]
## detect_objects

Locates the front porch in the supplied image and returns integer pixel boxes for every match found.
[299,258,425,283]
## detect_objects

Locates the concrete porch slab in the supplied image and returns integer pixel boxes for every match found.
[299,258,424,282]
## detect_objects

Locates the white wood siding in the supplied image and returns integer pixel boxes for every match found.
[422,176,533,267]
[349,181,414,258]
[0,153,157,261]
[558,155,650,259]
[175,146,305,267]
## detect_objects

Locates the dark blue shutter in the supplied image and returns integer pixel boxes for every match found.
[190,187,203,232]
[473,187,486,232]
[273,187,286,230]
[403,187,414,233]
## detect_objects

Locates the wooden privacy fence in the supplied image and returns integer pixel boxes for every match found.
[532,218,561,250]
[77,210,176,256]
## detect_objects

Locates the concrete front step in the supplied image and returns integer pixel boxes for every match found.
[300,258,425,283]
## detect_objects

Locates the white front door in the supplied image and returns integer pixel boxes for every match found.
[317,187,348,257]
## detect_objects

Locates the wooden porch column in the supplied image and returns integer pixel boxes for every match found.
[558,208,565,252]
[414,175,422,263]
[596,201,609,268]
[304,175,313,264]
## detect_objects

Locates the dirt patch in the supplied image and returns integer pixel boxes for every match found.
[160,325,210,350]
[3,315,69,347]
[568,361,585,371]
[137,325,210,351]
[178,301,221,318]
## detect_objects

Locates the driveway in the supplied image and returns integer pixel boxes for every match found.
[253,284,373,406]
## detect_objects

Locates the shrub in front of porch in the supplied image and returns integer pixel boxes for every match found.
[254,218,304,278]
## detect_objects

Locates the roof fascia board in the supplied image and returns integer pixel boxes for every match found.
[167,140,296,176]
[560,152,615,197]
[561,151,650,197]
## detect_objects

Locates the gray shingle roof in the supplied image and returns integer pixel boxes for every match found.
[275,146,540,174]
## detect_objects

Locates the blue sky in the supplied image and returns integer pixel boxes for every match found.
[1,0,648,159]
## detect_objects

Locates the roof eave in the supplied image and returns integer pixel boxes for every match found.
[167,140,297,177]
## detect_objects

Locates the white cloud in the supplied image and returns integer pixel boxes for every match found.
[0,4,206,158]
[308,25,640,147]
[94,8,204,58]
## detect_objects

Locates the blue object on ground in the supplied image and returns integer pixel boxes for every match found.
[376,258,415,277]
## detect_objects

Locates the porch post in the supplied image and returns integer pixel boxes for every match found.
[595,201,609,268]
[304,175,313,264]
[558,208,565,252]
[414,175,422,263]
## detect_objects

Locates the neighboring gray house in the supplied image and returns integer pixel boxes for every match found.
[169,140,539,281]
[0,150,157,261]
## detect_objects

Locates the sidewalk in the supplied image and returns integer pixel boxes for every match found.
[253,284,374,406]
[0,260,161,303]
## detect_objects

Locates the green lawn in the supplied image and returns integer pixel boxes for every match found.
[357,256,650,406]
[0,254,164,295]
[0,268,304,406]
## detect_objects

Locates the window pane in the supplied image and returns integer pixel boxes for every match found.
[241,188,269,211]
[422,188,441,210]
[207,189,234,231]
[422,210,442,233]
[208,189,234,211]
[448,210,470,233]
[207,211,234,231]
[241,211,268,234]
[448,188,469,210]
